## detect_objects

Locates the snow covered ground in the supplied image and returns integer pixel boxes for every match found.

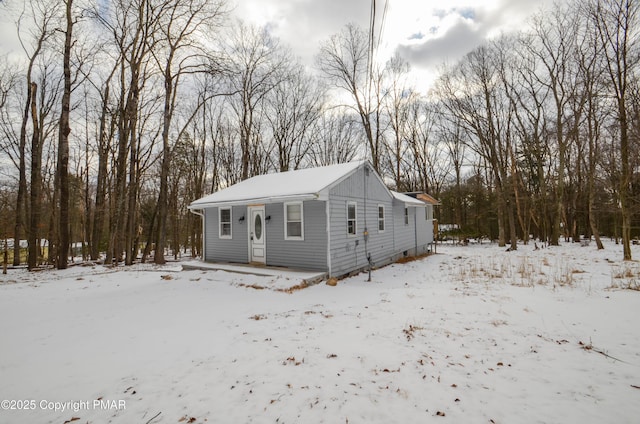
[1,241,639,424]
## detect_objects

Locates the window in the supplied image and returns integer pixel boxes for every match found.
[378,205,385,232]
[425,205,433,221]
[347,202,357,235]
[219,207,232,239]
[285,202,304,240]
[404,207,409,225]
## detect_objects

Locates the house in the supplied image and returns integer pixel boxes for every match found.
[188,161,435,278]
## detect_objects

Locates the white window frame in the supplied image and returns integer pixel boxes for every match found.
[378,204,385,232]
[347,202,357,236]
[425,205,433,221]
[219,207,232,239]
[284,201,304,240]
[404,207,409,225]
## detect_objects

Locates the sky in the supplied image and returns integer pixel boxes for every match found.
[0,0,555,94]
[232,0,555,92]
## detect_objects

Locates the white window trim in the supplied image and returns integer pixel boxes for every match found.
[284,201,304,240]
[378,204,385,233]
[219,207,232,239]
[347,201,357,236]
[404,207,409,225]
[425,205,433,221]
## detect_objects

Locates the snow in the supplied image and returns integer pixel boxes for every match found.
[1,241,639,423]
[189,161,365,208]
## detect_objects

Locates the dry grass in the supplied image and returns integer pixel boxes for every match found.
[402,324,424,341]
[396,252,434,264]
[451,254,578,288]
[276,281,310,293]
[238,283,265,290]
[610,262,640,291]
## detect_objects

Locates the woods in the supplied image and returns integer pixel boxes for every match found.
[0,0,638,267]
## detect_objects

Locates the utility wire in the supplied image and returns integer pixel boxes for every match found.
[368,0,376,85]
[377,0,389,53]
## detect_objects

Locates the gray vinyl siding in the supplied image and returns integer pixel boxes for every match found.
[328,166,395,277]
[199,162,434,276]
[392,201,433,256]
[204,206,248,263]
[415,206,434,254]
[265,200,327,271]
[393,200,415,254]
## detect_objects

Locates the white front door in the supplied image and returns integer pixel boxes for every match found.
[248,206,266,264]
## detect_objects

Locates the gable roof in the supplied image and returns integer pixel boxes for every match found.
[189,161,368,208]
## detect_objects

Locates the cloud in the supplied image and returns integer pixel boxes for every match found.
[233,0,371,65]
[231,0,557,91]
[394,6,487,69]
[396,17,487,69]
[394,0,551,70]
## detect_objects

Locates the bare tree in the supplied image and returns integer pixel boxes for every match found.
[574,6,607,249]
[527,5,581,245]
[591,0,638,260]
[10,0,58,266]
[27,82,41,269]
[317,23,385,172]
[307,109,362,167]
[264,62,323,171]
[0,59,16,111]
[383,53,415,190]
[93,0,161,264]
[151,0,227,264]
[86,55,119,261]
[435,42,518,249]
[224,20,289,181]
[55,0,74,269]
[435,108,465,226]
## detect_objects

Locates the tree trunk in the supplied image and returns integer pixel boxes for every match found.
[125,132,139,265]
[154,66,174,265]
[619,99,632,260]
[27,82,41,270]
[91,85,111,261]
[56,0,73,269]
[13,98,28,266]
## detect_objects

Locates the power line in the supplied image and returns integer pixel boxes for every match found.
[367,0,390,81]
[368,0,376,84]
[377,0,389,53]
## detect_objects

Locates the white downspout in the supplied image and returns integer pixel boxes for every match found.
[189,208,205,260]
[326,199,332,277]
[414,208,418,256]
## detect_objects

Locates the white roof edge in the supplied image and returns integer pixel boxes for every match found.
[188,193,319,209]
[391,191,426,206]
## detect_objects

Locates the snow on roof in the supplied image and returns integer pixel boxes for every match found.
[391,191,427,207]
[189,161,366,208]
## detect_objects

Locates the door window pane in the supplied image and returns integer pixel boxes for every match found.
[255,214,262,239]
